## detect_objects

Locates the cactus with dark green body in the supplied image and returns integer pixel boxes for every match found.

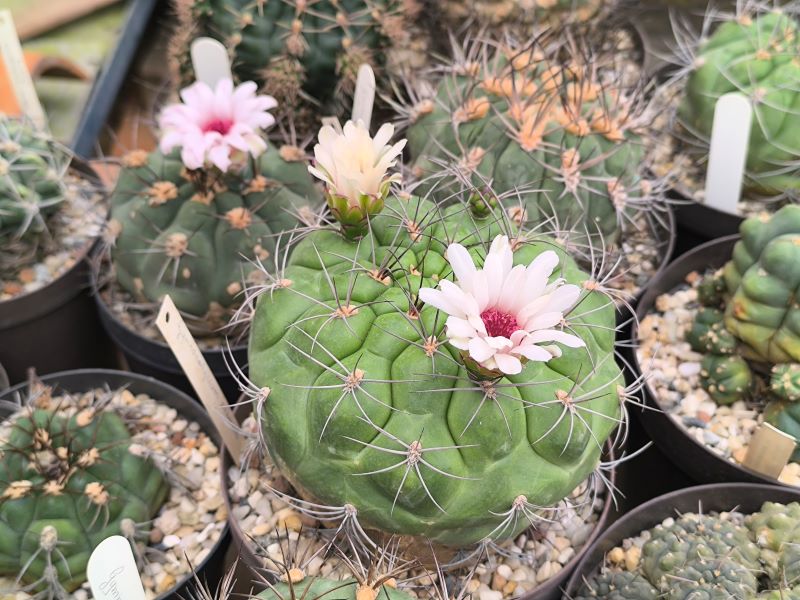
[405,35,651,256]
[0,118,67,245]
[574,570,658,600]
[676,10,800,198]
[0,406,169,592]
[108,147,321,328]
[258,578,414,600]
[247,192,622,546]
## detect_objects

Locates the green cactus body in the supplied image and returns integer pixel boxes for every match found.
[764,401,800,462]
[667,556,758,599]
[758,589,800,600]
[696,271,726,307]
[771,364,800,402]
[248,195,622,546]
[686,307,737,355]
[677,11,800,197]
[749,502,800,587]
[722,205,800,364]
[172,0,417,111]
[108,147,321,324]
[257,578,414,600]
[0,408,168,591]
[407,41,645,252]
[0,119,67,243]
[575,570,658,600]
[700,354,753,405]
[641,514,761,588]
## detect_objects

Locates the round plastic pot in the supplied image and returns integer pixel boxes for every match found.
[92,274,246,402]
[221,403,617,600]
[0,162,116,386]
[630,235,787,486]
[563,482,800,598]
[0,369,231,598]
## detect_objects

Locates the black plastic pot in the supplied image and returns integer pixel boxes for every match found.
[0,164,116,386]
[630,235,788,486]
[221,402,617,600]
[0,369,231,598]
[92,266,246,402]
[563,483,800,598]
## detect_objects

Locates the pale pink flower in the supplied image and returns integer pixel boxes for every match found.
[308,120,406,208]
[419,235,585,376]
[158,79,277,172]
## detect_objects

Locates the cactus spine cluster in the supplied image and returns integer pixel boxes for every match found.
[171,0,425,120]
[0,399,169,593]
[108,146,321,329]
[686,205,800,437]
[438,0,604,32]
[676,8,800,199]
[577,503,800,599]
[248,185,622,546]
[405,34,653,256]
[0,118,68,249]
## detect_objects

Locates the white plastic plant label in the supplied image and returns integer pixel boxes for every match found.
[703,92,753,215]
[351,63,376,128]
[190,37,233,87]
[87,536,145,600]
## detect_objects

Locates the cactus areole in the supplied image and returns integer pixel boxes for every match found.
[248,190,622,546]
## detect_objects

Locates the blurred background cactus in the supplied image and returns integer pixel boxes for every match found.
[0,394,169,594]
[437,0,605,34]
[672,6,800,203]
[169,0,428,131]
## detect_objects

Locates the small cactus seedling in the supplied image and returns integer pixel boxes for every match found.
[170,0,427,122]
[0,400,169,593]
[401,33,662,261]
[106,79,321,329]
[671,4,800,202]
[246,118,625,548]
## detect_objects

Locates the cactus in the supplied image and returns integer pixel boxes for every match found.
[438,0,604,34]
[686,307,737,355]
[0,405,169,592]
[0,118,68,245]
[404,34,653,257]
[771,365,800,403]
[764,401,800,462]
[574,570,658,600]
[700,354,753,405]
[247,183,622,546]
[748,501,800,583]
[170,0,426,119]
[758,590,800,600]
[258,578,414,600]
[676,9,800,199]
[108,147,320,325]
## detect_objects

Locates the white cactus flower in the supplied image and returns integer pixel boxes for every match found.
[419,235,585,376]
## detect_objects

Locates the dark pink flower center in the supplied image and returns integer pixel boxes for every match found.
[202,118,233,135]
[481,308,520,338]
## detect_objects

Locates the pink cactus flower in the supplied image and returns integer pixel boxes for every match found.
[158,79,277,172]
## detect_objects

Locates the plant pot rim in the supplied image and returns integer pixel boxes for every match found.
[563,481,800,598]
[0,368,230,600]
[220,401,618,600]
[630,234,796,487]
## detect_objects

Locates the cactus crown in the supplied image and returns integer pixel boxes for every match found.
[0,382,169,594]
[0,118,69,247]
[401,32,662,265]
[672,4,800,200]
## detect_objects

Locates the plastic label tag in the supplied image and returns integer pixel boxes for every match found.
[87,536,145,600]
[0,10,46,127]
[704,92,753,215]
[742,423,796,479]
[190,37,233,88]
[156,296,242,464]
[351,64,376,128]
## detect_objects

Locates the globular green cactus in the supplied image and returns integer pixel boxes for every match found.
[258,577,414,600]
[676,9,800,198]
[438,0,604,32]
[0,118,67,245]
[748,501,800,583]
[765,401,800,462]
[574,570,658,600]
[405,35,651,255]
[772,365,800,403]
[686,307,737,355]
[170,0,425,117]
[0,405,169,593]
[667,556,758,599]
[248,193,622,547]
[696,270,725,307]
[108,146,321,328]
[700,354,753,405]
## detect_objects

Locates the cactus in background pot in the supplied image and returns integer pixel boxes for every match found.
[675,7,800,200]
[403,33,657,258]
[438,0,605,33]
[0,400,169,593]
[246,117,624,548]
[107,79,321,331]
[170,0,427,122]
